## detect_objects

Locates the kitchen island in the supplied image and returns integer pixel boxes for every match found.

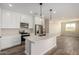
[24,34,57,55]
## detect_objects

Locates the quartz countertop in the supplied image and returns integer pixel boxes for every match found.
[24,33,58,42]
[24,33,58,55]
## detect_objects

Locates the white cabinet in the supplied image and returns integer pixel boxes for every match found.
[0,35,21,50]
[25,35,56,55]
[11,12,20,28]
[31,37,56,55]
[2,9,20,28]
[0,8,34,29]
[20,15,29,23]
[21,14,33,28]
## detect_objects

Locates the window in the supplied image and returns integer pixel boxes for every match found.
[65,23,76,31]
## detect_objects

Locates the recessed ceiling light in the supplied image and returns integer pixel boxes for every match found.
[8,4,12,7]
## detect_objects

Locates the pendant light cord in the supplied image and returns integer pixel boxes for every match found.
[40,3,42,18]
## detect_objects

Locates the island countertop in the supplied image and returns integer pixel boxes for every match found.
[24,33,58,42]
[24,33,59,55]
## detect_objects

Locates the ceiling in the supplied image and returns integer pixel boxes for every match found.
[0,3,79,19]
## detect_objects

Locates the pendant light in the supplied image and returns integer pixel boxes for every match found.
[39,3,43,22]
[50,9,52,20]
[49,8,56,20]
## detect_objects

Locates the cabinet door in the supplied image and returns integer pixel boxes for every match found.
[2,9,12,28]
[2,9,20,28]
[11,12,20,28]
[20,14,33,28]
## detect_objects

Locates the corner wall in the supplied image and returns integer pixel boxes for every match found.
[49,20,61,36]
[61,20,79,36]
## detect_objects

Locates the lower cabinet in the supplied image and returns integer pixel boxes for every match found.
[0,35,21,50]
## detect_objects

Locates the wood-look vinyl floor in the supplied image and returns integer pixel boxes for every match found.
[52,36,79,55]
[0,42,25,55]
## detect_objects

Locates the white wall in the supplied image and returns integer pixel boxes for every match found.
[0,8,1,36]
[49,18,79,36]
[49,20,61,35]
[61,19,79,22]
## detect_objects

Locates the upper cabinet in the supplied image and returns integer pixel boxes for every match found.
[20,14,33,28]
[0,8,33,29]
[2,9,20,28]
[20,15,29,23]
[11,12,21,28]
